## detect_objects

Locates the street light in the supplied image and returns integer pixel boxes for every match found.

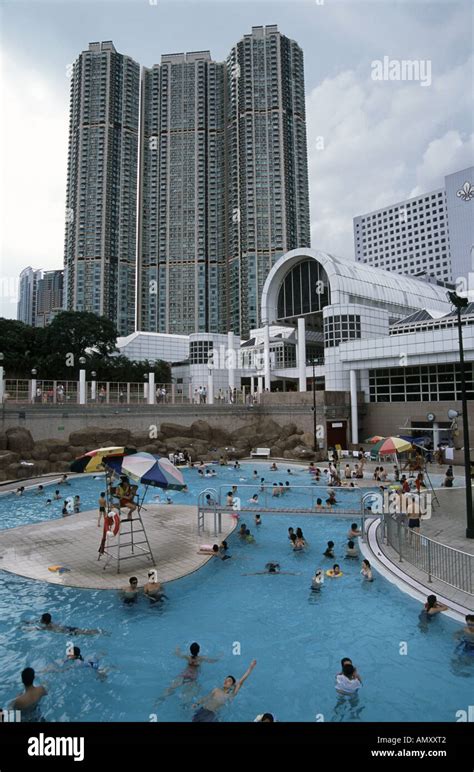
[447,290,474,538]
[91,371,97,402]
[311,357,317,452]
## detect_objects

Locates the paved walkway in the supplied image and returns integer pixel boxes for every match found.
[0,505,236,590]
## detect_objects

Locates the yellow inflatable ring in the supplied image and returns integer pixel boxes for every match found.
[326,569,343,577]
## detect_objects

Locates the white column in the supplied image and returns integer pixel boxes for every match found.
[263,324,271,390]
[432,422,440,449]
[79,369,86,405]
[250,376,255,394]
[228,331,235,391]
[91,380,97,402]
[143,382,149,401]
[148,372,155,405]
[0,365,4,403]
[207,369,214,405]
[257,376,263,394]
[188,382,193,403]
[297,317,306,392]
[30,377,36,403]
[350,369,358,446]
[171,383,176,404]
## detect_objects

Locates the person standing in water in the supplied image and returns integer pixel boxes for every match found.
[192,660,257,722]
[10,668,47,721]
[121,577,139,604]
[143,570,167,602]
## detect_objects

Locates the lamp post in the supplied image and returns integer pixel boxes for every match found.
[312,358,317,452]
[31,368,37,403]
[143,373,149,403]
[78,357,86,405]
[447,290,474,538]
[91,371,97,402]
[207,365,214,405]
[0,353,4,404]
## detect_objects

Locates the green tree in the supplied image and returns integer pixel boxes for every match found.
[0,318,37,377]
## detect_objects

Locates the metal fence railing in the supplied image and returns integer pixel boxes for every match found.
[383,512,473,595]
[2,379,262,406]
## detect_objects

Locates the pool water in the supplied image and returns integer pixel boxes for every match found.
[0,464,471,722]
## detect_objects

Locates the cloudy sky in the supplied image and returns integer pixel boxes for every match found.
[0,0,472,318]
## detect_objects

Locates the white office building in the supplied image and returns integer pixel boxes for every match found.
[353,167,474,285]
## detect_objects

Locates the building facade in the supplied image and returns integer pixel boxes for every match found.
[35,270,64,328]
[226,25,310,337]
[138,52,227,335]
[17,267,42,326]
[64,41,140,336]
[353,167,474,287]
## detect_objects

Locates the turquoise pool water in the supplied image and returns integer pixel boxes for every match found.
[0,464,471,722]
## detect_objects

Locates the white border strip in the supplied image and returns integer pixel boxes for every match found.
[360,517,470,622]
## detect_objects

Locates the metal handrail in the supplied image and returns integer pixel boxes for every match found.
[383,512,473,595]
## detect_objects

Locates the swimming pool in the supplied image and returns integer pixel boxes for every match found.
[0,464,471,722]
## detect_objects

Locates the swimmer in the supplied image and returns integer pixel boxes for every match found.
[226,492,234,506]
[191,660,257,721]
[121,576,139,604]
[285,481,290,492]
[290,533,303,551]
[326,491,337,506]
[315,498,323,511]
[23,613,102,636]
[255,514,262,526]
[14,486,25,496]
[143,570,167,602]
[59,474,70,485]
[254,713,275,722]
[288,527,295,540]
[242,563,299,576]
[42,646,106,677]
[260,478,265,491]
[198,468,204,476]
[53,489,61,501]
[328,563,342,576]
[253,470,259,479]
[270,463,278,471]
[61,502,71,517]
[286,468,294,476]
[234,461,241,470]
[423,594,448,617]
[205,468,216,477]
[73,495,81,513]
[219,541,231,560]
[360,559,373,581]
[272,483,280,497]
[157,643,220,704]
[454,615,474,654]
[166,497,172,504]
[311,568,324,590]
[323,541,335,558]
[46,499,52,506]
[347,523,362,538]
[244,529,255,544]
[238,523,247,538]
[249,494,259,504]
[205,493,217,506]
[10,668,47,721]
[336,660,362,694]
[345,540,358,559]
[36,485,44,495]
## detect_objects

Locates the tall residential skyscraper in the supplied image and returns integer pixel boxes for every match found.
[226,25,310,336]
[35,270,64,327]
[138,52,227,335]
[64,41,140,335]
[17,267,42,326]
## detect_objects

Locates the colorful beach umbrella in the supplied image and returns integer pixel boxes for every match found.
[105,452,185,490]
[70,446,137,473]
[371,437,413,455]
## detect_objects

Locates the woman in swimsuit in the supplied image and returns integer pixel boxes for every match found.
[157,643,219,704]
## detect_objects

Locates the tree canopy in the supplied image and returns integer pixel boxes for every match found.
[0,312,171,382]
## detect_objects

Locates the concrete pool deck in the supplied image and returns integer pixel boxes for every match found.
[0,505,236,589]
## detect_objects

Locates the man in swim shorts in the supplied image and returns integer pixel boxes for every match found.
[121,577,139,603]
[191,660,257,721]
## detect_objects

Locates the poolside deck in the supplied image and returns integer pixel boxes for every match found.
[0,506,236,590]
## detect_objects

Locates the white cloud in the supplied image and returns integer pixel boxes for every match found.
[0,48,69,317]
[306,55,474,259]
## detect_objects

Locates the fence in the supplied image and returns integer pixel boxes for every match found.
[383,512,473,595]
[2,380,261,407]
